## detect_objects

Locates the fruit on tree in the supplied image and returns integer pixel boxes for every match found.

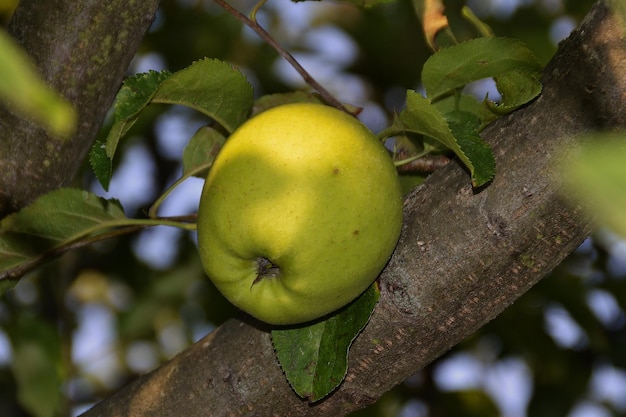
[196,102,403,325]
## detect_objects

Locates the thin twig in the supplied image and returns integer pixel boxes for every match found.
[0,214,197,282]
[213,0,354,116]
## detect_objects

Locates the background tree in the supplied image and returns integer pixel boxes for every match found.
[1,1,625,417]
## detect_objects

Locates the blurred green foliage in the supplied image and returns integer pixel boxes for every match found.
[3,0,623,416]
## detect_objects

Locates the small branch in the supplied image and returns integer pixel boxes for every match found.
[0,214,197,282]
[213,0,353,116]
[0,226,147,282]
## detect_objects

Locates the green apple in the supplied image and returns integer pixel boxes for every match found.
[196,102,403,325]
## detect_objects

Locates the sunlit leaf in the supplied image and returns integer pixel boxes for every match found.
[422,37,542,102]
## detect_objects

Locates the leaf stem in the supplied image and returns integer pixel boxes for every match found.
[395,154,451,172]
[393,150,430,167]
[249,0,267,22]
[213,0,353,116]
[148,163,211,218]
[461,6,494,38]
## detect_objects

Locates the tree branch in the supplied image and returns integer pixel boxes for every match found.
[0,0,160,217]
[80,1,626,416]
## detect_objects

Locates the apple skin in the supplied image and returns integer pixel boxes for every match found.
[197,103,403,325]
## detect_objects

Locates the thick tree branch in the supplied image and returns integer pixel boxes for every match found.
[0,0,160,217]
[82,1,625,416]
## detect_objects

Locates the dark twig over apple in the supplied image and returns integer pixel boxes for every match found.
[213,0,354,116]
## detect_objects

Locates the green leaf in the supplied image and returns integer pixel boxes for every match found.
[90,70,172,189]
[89,138,113,191]
[152,58,253,132]
[389,90,494,187]
[0,29,76,138]
[0,189,129,283]
[494,69,542,110]
[422,37,542,102]
[562,134,626,238]
[445,110,496,186]
[104,69,173,158]
[91,58,253,190]
[182,125,225,178]
[477,69,542,125]
[272,284,379,402]
[433,92,481,116]
[114,69,173,130]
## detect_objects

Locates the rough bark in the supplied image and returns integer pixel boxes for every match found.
[81,1,626,416]
[0,0,160,218]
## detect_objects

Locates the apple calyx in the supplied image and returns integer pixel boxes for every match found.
[252,256,281,286]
